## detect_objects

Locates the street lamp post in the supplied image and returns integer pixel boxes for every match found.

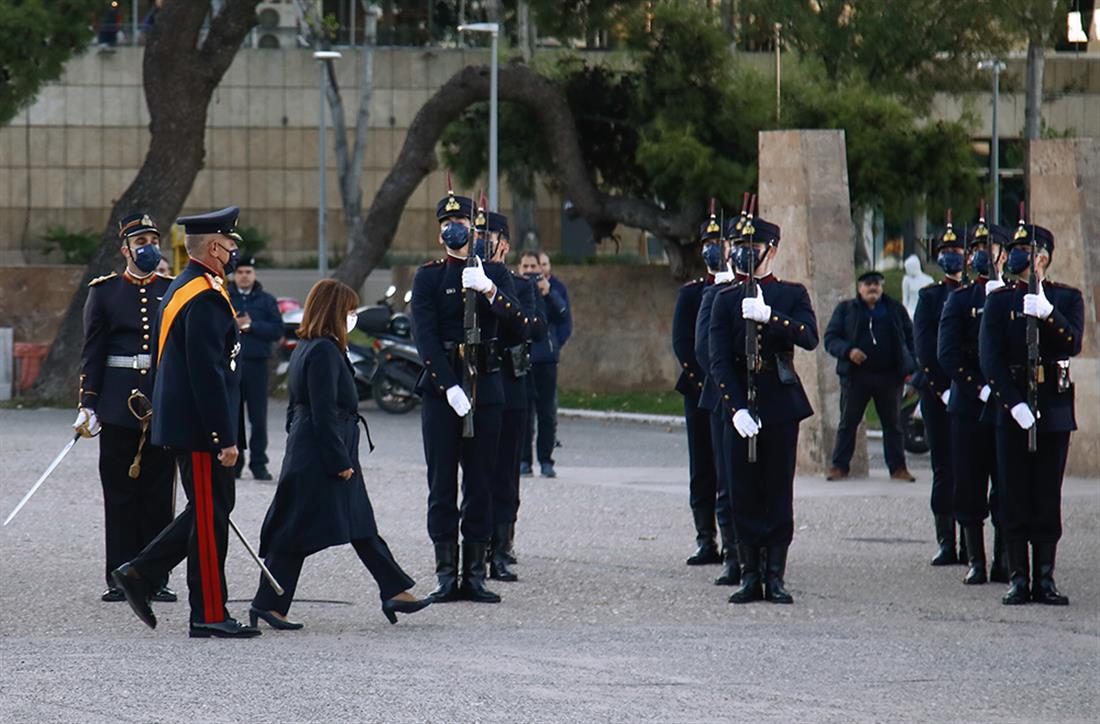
[978,59,1006,224]
[458,23,500,211]
[314,50,342,278]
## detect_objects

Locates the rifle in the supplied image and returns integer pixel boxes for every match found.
[459,185,482,438]
[744,194,759,463]
[1024,201,1039,453]
[983,199,1000,285]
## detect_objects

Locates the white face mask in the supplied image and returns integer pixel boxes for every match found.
[346,312,358,334]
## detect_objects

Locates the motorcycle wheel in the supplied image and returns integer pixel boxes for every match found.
[372,374,418,414]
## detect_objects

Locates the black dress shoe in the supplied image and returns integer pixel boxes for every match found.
[249,607,303,630]
[686,541,722,566]
[101,587,125,602]
[111,563,156,629]
[763,545,794,604]
[729,545,763,604]
[189,618,262,638]
[251,466,273,481]
[152,585,178,603]
[930,515,959,566]
[1001,539,1031,606]
[381,596,432,624]
[1030,542,1069,606]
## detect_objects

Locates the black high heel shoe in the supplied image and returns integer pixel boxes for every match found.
[381,596,432,624]
[249,606,303,630]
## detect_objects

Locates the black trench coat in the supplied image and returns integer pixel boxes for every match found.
[259,337,378,556]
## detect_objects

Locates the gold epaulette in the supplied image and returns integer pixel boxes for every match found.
[88,272,117,287]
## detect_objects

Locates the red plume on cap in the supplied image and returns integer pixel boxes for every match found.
[708,198,716,217]
[1018,201,1026,225]
[946,208,953,227]
[748,194,757,218]
[979,198,986,224]
[446,171,454,196]
[740,192,750,216]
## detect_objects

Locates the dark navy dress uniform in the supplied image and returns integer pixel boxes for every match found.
[673,272,719,562]
[81,267,175,590]
[980,223,1083,604]
[125,209,245,628]
[228,274,282,476]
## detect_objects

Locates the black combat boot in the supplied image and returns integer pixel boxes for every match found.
[687,509,721,565]
[931,515,959,566]
[729,544,763,604]
[1001,539,1030,605]
[763,545,794,604]
[460,542,501,603]
[961,523,987,585]
[1030,542,1069,606]
[989,525,1009,583]
[714,526,741,586]
[489,524,518,582]
[428,541,461,603]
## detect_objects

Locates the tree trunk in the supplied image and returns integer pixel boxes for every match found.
[517,2,536,61]
[32,0,260,403]
[333,62,697,292]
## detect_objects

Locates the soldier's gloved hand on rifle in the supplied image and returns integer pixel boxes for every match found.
[72,407,101,438]
[979,384,991,402]
[741,286,771,323]
[714,264,735,284]
[732,409,761,439]
[1010,402,1036,431]
[461,256,495,296]
[939,389,951,407]
[1023,283,1053,319]
[445,385,472,417]
[985,278,1005,296]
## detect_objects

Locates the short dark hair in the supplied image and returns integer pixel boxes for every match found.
[298,279,360,351]
[519,250,540,264]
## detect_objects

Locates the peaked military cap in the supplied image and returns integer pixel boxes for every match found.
[436,193,474,221]
[969,223,1012,247]
[725,215,746,243]
[934,223,964,251]
[236,256,257,269]
[118,213,159,239]
[740,217,780,245]
[699,216,722,242]
[487,211,509,238]
[177,206,240,236]
[1008,223,1054,254]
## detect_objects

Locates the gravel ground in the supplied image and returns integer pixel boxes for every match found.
[0,403,1096,723]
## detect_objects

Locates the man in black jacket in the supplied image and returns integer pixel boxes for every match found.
[824,271,917,481]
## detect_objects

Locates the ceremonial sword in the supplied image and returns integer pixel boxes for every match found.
[3,433,81,527]
[228,516,284,596]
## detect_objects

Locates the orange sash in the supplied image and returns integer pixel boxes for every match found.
[156,275,236,365]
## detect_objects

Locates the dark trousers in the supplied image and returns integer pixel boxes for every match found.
[996,426,1070,543]
[709,408,733,531]
[132,451,235,624]
[523,362,558,465]
[725,421,799,547]
[684,396,717,531]
[951,414,1001,527]
[920,390,954,516]
[491,408,526,525]
[239,357,270,469]
[98,423,175,588]
[831,374,906,473]
[421,394,501,544]
[252,537,415,615]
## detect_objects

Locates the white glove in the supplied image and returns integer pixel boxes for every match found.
[985,278,1005,296]
[461,256,494,294]
[732,409,761,439]
[978,385,991,403]
[73,407,101,438]
[1009,402,1036,431]
[445,385,472,417]
[714,268,735,284]
[939,389,951,407]
[741,286,771,323]
[1023,283,1053,319]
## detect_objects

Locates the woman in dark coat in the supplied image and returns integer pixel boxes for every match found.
[250,279,430,628]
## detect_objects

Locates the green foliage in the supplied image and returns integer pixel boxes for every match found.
[0,1,102,125]
[524,0,647,44]
[42,225,99,265]
[233,225,273,266]
[557,388,684,416]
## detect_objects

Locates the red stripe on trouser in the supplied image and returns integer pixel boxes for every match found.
[190,453,214,620]
[192,452,222,623]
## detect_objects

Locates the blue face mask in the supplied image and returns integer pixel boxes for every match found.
[732,245,761,275]
[969,249,990,277]
[701,242,724,272]
[221,246,241,275]
[441,222,471,251]
[1006,247,1031,276]
[937,251,964,275]
[129,241,162,274]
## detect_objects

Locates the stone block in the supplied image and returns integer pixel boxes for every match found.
[210,170,232,206]
[373,49,393,90]
[27,128,49,168]
[61,51,101,86]
[264,170,285,210]
[369,90,395,129]
[28,169,50,208]
[391,49,414,90]
[759,129,866,477]
[45,128,66,167]
[225,129,248,168]
[27,86,66,125]
[100,48,142,86]
[284,87,311,128]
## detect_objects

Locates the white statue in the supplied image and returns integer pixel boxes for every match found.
[901,254,933,319]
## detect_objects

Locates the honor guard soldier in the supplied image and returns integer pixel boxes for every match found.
[937,211,1010,585]
[112,205,260,638]
[708,211,819,604]
[914,212,965,566]
[411,184,527,604]
[672,203,720,566]
[980,216,1083,606]
[78,213,177,603]
[693,206,742,586]
[484,212,546,582]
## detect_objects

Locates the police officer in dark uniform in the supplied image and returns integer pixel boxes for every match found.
[112,206,260,638]
[694,210,741,586]
[709,213,819,604]
[78,213,177,603]
[411,185,528,604]
[914,214,966,566]
[484,212,546,582]
[980,218,1083,606]
[937,214,1011,584]
[672,211,719,566]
